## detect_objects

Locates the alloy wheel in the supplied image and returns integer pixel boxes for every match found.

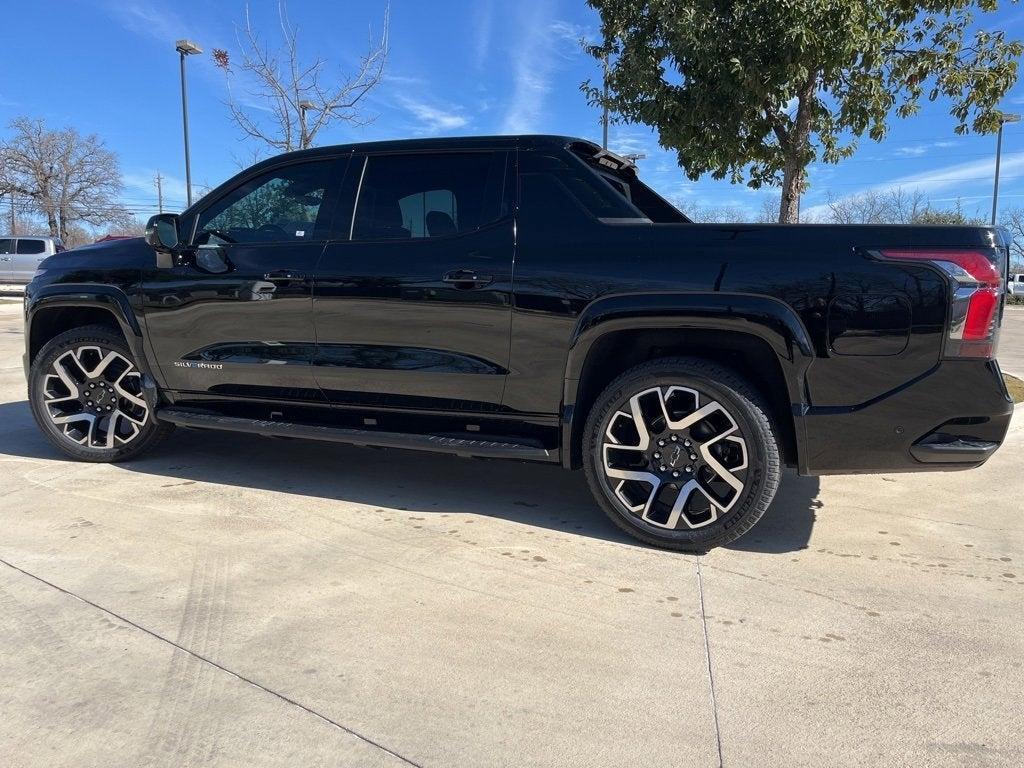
[600,386,748,530]
[41,345,150,449]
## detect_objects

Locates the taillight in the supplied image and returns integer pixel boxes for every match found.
[878,248,1004,358]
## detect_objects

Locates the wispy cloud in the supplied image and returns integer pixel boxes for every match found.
[0,93,18,108]
[473,0,496,69]
[103,0,195,45]
[893,139,958,157]
[803,151,1024,220]
[397,96,468,134]
[501,8,585,134]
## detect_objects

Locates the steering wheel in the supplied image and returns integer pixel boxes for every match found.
[257,223,289,237]
[201,228,237,245]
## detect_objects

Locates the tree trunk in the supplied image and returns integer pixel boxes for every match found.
[778,162,802,224]
[46,210,59,239]
[776,78,816,224]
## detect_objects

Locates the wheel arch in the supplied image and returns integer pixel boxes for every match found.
[25,286,150,378]
[561,293,814,470]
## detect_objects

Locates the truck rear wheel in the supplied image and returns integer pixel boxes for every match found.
[583,357,780,551]
[29,325,174,463]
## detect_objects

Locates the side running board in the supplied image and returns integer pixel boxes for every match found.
[156,408,556,462]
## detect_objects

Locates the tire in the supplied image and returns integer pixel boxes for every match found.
[29,324,174,463]
[583,357,780,552]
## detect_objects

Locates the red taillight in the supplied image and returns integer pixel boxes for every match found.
[878,248,1004,358]
[963,288,998,341]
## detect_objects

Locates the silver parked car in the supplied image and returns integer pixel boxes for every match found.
[1008,273,1024,296]
[0,236,65,284]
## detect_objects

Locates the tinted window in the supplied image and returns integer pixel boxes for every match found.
[0,239,12,254]
[196,161,336,244]
[352,152,506,241]
[16,239,46,254]
[520,151,643,221]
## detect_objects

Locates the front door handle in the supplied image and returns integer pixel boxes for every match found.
[264,270,306,283]
[442,269,493,288]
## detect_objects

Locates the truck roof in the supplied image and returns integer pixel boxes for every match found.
[267,134,593,162]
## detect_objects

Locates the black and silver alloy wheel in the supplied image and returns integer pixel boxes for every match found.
[602,386,748,531]
[30,325,174,463]
[584,357,780,551]
[42,345,149,448]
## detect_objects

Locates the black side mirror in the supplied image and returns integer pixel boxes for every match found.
[145,213,180,253]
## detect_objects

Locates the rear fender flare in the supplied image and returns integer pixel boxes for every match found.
[561,292,815,469]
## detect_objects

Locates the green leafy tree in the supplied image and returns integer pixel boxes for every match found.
[584,1,1022,222]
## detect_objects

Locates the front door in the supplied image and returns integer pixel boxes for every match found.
[141,157,347,402]
[313,150,514,412]
[12,238,48,282]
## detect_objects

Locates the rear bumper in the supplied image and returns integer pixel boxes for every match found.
[800,359,1013,475]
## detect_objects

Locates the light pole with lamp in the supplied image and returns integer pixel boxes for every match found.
[297,100,316,150]
[992,112,1021,225]
[175,39,203,207]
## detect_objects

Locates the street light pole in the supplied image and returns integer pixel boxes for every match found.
[992,112,1021,225]
[297,100,316,150]
[602,54,609,150]
[176,39,202,208]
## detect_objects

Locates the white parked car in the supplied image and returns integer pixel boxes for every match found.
[1008,273,1024,296]
[0,236,65,284]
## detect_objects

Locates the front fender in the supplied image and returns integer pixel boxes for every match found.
[24,284,152,381]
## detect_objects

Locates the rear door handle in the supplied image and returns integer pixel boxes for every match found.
[264,270,306,283]
[442,269,493,288]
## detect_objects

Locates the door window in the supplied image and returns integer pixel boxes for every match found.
[16,239,46,254]
[351,152,507,241]
[0,239,12,254]
[195,161,337,244]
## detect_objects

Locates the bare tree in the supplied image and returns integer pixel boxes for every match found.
[214,2,389,153]
[674,199,750,223]
[1002,207,1024,272]
[0,118,131,242]
[826,188,930,224]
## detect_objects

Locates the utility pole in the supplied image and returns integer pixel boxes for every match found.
[155,172,164,214]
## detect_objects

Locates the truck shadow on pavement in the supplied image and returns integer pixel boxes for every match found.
[0,399,819,554]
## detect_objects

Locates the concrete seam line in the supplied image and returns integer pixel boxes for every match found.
[0,556,424,768]
[696,556,725,768]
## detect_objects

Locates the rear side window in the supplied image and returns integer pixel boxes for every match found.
[351,152,507,241]
[519,151,644,222]
[0,239,12,254]
[16,239,46,254]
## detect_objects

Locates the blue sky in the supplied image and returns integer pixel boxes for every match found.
[2,0,1024,222]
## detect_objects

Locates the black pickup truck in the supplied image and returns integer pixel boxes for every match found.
[23,135,1014,550]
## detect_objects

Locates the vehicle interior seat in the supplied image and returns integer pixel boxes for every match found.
[425,210,457,237]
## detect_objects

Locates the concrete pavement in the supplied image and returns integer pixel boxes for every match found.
[0,300,1021,767]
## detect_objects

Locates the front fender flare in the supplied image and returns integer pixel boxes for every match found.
[24,284,153,382]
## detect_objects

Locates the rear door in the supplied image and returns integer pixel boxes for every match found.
[313,149,514,412]
[0,239,13,282]
[141,156,347,402]
[13,238,48,282]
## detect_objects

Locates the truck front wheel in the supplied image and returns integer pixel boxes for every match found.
[29,325,174,463]
[583,357,781,551]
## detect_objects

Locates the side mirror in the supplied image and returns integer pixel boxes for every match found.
[145,213,180,253]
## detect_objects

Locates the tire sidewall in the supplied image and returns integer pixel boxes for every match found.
[29,327,163,463]
[584,361,777,550]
